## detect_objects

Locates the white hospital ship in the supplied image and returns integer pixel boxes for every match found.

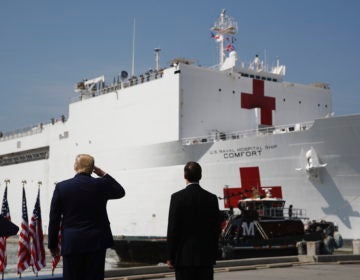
[1,10,359,241]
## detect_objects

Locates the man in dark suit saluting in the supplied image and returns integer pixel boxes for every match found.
[48,154,125,280]
[167,162,221,280]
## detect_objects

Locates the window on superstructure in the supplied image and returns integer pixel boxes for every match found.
[0,146,49,166]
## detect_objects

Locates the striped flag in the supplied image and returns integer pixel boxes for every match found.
[51,220,62,275]
[210,32,223,42]
[29,188,46,273]
[17,187,31,274]
[0,186,10,273]
[226,44,235,52]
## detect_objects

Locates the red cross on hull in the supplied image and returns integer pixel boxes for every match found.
[223,166,283,209]
[241,79,276,126]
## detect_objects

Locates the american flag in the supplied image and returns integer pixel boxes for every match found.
[0,186,10,273]
[29,188,46,273]
[17,187,31,274]
[226,44,235,52]
[51,220,62,276]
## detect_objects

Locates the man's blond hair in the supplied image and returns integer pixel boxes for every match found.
[74,154,94,174]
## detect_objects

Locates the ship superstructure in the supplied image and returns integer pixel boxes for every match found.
[0,10,359,240]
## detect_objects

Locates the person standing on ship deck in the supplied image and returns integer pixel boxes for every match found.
[167,162,221,280]
[48,154,125,280]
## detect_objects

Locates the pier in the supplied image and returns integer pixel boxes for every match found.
[3,253,360,280]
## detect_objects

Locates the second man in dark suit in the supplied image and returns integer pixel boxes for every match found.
[167,162,221,280]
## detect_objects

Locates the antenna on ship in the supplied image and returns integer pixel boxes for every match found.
[131,18,136,76]
[154,48,161,71]
[211,9,238,65]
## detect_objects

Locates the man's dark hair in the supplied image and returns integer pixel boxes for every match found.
[184,162,202,182]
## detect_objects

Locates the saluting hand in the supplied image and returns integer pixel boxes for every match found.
[93,166,107,177]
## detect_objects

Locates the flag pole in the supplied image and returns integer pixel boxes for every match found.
[36,181,41,279]
[53,181,57,277]
[1,179,10,279]
[19,180,26,279]
[30,182,45,276]
[4,179,10,188]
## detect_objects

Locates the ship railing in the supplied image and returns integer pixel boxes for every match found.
[283,207,307,220]
[0,124,43,142]
[181,121,314,145]
[0,116,67,142]
[72,69,164,103]
[208,61,284,82]
[258,207,307,220]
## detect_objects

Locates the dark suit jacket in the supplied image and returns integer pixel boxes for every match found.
[48,173,125,256]
[167,183,221,267]
[0,215,19,237]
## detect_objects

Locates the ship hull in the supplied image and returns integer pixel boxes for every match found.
[105,114,360,240]
[1,114,360,241]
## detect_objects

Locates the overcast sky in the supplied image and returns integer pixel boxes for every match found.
[1,0,359,132]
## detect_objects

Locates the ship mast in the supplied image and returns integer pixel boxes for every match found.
[154,48,161,71]
[211,9,238,65]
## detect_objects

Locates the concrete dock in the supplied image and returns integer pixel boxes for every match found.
[3,255,360,280]
[101,254,360,280]
[144,263,360,280]
[3,244,360,280]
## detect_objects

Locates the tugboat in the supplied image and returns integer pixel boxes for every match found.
[219,166,343,259]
